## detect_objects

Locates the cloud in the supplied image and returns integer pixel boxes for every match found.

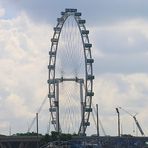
[91,19,148,54]
[0,7,5,17]
[91,73,148,135]
[0,11,52,134]
[1,0,148,25]
[89,19,148,73]
[1,94,32,118]
[0,1,148,136]
[94,74,148,109]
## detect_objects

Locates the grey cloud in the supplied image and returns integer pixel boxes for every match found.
[1,0,148,24]
[94,54,148,74]
[95,31,148,54]
[0,88,10,99]
[89,20,148,74]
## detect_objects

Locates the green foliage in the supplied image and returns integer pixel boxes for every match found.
[72,132,78,136]
[40,134,52,145]
[51,131,59,141]
[14,131,75,146]
[40,131,73,146]
[50,131,72,141]
[59,133,72,141]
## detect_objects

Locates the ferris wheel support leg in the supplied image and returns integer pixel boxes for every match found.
[80,80,85,135]
[56,81,60,134]
[79,80,85,136]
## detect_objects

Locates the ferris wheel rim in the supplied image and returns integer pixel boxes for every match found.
[48,8,94,135]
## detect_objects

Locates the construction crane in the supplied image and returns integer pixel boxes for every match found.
[119,107,145,136]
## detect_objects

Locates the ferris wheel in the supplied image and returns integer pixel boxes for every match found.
[48,8,94,135]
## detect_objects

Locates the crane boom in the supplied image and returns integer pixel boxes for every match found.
[133,116,145,136]
[119,107,145,136]
[119,107,133,117]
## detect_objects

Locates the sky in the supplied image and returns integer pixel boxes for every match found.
[0,0,148,136]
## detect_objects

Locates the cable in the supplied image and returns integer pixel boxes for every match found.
[92,103,107,136]
[28,94,48,132]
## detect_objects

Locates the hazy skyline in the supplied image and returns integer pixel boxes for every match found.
[0,0,148,136]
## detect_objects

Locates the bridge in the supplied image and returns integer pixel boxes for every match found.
[0,136,41,148]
